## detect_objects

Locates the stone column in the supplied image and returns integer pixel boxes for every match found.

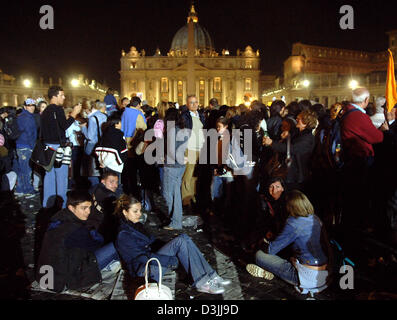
[204,78,209,106]
[174,79,178,103]
[154,79,159,106]
[195,79,199,101]
[169,78,173,102]
[182,80,187,104]
[209,78,214,100]
[221,79,227,105]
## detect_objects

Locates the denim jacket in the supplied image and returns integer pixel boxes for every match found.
[268,214,328,266]
[116,220,179,280]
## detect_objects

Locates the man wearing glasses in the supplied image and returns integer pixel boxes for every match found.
[181,95,206,207]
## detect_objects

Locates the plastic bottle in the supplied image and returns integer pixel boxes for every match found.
[335,143,341,163]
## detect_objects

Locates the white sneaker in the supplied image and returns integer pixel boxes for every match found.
[103,260,121,273]
[212,275,231,286]
[246,264,274,280]
[196,279,225,295]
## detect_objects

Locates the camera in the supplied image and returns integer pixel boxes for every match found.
[55,143,73,165]
[62,145,72,165]
[55,147,65,163]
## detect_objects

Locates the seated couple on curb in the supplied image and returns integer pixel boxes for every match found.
[36,190,230,295]
[246,190,330,294]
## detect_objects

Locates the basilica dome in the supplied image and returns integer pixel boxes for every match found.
[169,5,215,56]
[170,23,214,53]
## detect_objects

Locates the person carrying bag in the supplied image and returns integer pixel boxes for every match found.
[32,112,69,172]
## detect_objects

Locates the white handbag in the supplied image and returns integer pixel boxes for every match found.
[134,258,173,300]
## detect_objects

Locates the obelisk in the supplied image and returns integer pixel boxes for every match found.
[187,4,197,96]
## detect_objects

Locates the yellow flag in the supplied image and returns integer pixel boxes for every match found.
[386,49,397,112]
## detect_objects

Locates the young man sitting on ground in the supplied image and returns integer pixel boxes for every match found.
[36,190,120,293]
[87,171,121,243]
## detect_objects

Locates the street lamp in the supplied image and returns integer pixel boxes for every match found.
[349,80,358,90]
[71,79,80,87]
[23,79,32,88]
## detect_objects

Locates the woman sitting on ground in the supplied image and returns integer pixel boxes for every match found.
[246,190,330,294]
[248,177,288,251]
[114,194,231,295]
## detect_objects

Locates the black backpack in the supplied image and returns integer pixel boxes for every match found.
[3,116,20,141]
[313,109,359,170]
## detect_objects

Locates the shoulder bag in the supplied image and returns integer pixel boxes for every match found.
[134,258,173,300]
[31,113,59,172]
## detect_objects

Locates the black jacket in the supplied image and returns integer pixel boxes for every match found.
[181,109,205,130]
[271,129,314,185]
[98,126,128,164]
[36,208,102,292]
[41,104,74,144]
[88,182,119,243]
[266,115,283,140]
[248,194,288,246]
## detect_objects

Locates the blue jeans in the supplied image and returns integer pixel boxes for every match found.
[156,234,216,287]
[211,175,233,201]
[162,166,185,229]
[255,250,299,286]
[43,143,69,208]
[94,242,120,270]
[15,148,35,194]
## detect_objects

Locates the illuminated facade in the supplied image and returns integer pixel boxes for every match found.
[0,71,106,107]
[262,30,397,106]
[120,5,261,107]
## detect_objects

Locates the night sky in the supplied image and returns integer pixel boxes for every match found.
[1,0,396,91]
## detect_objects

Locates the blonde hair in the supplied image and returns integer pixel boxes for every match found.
[285,190,314,217]
[225,106,241,119]
[157,101,169,119]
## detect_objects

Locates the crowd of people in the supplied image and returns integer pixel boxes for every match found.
[1,84,396,296]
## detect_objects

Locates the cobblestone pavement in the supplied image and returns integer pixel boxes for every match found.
[1,189,396,300]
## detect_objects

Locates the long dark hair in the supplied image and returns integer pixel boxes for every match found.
[102,112,122,132]
[113,194,140,219]
[164,108,185,129]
